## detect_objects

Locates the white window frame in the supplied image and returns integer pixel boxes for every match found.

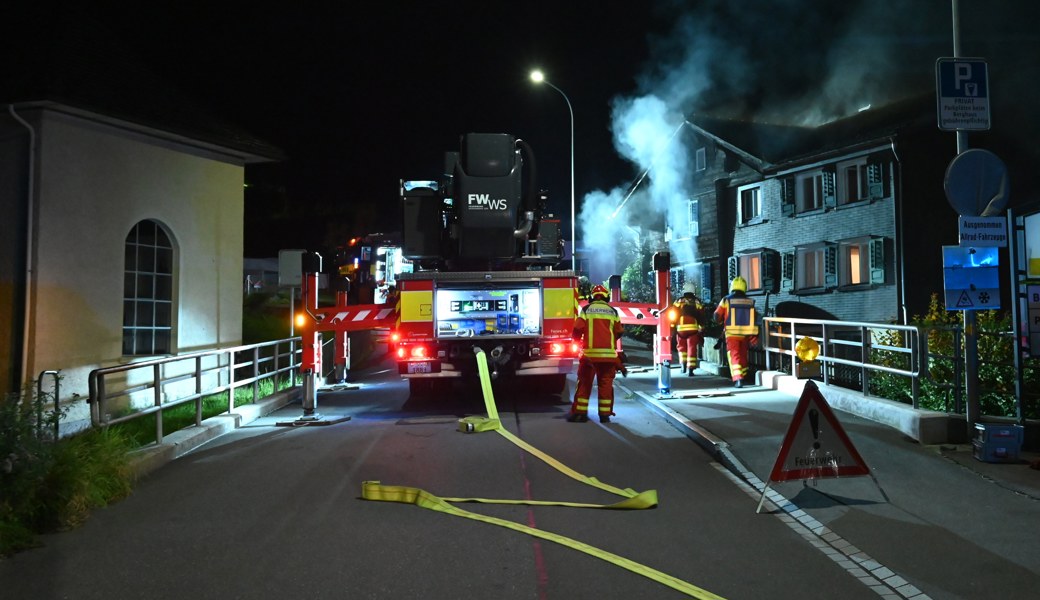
[839,237,869,286]
[695,147,707,172]
[687,198,699,237]
[737,184,762,225]
[837,157,869,206]
[794,242,836,291]
[839,236,885,287]
[739,253,762,291]
[123,219,175,356]
[795,170,825,213]
[728,249,779,294]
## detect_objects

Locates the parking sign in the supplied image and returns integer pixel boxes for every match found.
[936,58,990,131]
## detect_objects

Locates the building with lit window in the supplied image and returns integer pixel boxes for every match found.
[682,93,968,324]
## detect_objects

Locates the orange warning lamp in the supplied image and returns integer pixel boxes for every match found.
[795,336,820,362]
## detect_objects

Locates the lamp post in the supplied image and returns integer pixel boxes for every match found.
[529,69,576,272]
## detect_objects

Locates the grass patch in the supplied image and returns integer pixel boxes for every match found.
[1,389,134,557]
[109,376,291,448]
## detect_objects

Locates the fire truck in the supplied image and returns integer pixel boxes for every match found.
[394,133,579,394]
[293,133,674,411]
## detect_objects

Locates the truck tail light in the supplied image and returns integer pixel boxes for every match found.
[546,342,580,357]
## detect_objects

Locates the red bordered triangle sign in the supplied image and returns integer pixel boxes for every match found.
[768,380,870,483]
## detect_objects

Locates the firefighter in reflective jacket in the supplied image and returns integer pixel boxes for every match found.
[568,285,624,423]
[713,276,759,388]
[672,282,706,376]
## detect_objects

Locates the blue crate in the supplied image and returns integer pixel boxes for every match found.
[972,423,1024,463]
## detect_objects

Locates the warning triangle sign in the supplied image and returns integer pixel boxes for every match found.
[767,380,870,483]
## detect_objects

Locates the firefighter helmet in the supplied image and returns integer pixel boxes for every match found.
[682,282,696,297]
[590,284,609,300]
[730,276,748,293]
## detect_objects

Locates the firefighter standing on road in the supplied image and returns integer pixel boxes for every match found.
[568,285,624,423]
[672,283,706,376]
[713,276,759,388]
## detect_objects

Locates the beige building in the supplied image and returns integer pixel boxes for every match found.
[2,11,282,430]
[1,102,281,431]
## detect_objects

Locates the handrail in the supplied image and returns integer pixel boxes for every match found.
[36,370,61,440]
[761,317,922,406]
[87,337,301,443]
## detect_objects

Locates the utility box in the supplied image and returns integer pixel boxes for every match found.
[972,423,1024,463]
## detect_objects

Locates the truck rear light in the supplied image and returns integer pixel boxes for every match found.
[546,342,579,356]
[396,344,429,359]
[390,331,400,343]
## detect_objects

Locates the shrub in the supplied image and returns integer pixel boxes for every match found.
[868,293,1040,418]
[1,386,134,557]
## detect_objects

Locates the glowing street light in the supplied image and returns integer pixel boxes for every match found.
[529,69,576,272]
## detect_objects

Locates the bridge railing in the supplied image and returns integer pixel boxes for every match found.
[87,338,301,443]
[760,317,923,407]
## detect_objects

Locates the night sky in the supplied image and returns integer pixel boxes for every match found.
[11,1,1040,257]
[95,1,667,256]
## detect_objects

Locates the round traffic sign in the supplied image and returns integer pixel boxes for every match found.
[944,149,1009,217]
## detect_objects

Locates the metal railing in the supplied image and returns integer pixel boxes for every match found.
[761,317,922,407]
[88,338,301,443]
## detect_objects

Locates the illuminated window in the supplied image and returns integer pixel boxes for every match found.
[739,254,762,289]
[839,236,885,287]
[795,242,836,291]
[123,220,174,356]
[737,185,761,224]
[728,249,779,293]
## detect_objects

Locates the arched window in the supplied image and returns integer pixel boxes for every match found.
[123,220,174,355]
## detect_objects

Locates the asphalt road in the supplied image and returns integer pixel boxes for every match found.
[2,357,891,600]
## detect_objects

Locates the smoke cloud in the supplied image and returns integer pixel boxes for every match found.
[578,0,963,281]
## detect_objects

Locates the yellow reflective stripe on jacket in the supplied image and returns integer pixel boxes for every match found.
[580,301,620,359]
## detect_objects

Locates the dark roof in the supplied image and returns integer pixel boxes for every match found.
[2,8,284,163]
[686,92,936,172]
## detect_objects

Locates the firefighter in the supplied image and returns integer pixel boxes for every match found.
[672,282,706,376]
[713,276,759,388]
[385,284,399,307]
[568,284,624,423]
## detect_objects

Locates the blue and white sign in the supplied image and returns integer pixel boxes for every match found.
[936,58,990,131]
[942,245,1000,310]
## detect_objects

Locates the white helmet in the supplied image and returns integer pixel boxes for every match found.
[682,282,696,296]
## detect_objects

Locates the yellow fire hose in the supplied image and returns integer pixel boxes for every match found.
[361,350,725,599]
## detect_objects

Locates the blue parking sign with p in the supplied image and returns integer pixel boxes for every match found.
[936,58,990,131]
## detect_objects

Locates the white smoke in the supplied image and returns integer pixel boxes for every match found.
[578,0,946,278]
[578,10,723,277]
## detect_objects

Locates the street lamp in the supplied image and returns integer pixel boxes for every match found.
[529,69,576,272]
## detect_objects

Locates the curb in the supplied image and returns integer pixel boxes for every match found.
[756,371,967,445]
[127,387,300,479]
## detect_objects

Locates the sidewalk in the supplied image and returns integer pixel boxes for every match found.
[612,341,1040,598]
[616,337,1040,497]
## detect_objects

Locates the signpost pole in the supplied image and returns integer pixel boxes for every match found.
[951,0,981,430]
